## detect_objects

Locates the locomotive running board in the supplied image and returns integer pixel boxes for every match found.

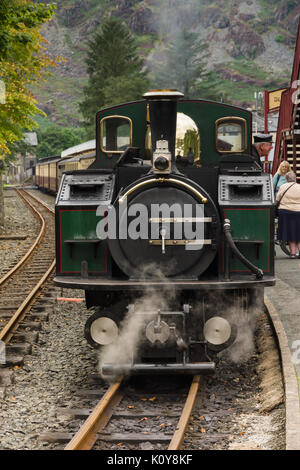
[101,362,216,376]
[54,276,276,290]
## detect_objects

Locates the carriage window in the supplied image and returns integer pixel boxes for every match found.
[101,116,132,153]
[216,118,246,153]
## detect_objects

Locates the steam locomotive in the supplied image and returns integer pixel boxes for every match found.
[54,90,275,376]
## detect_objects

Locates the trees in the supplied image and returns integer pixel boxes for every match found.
[79,16,148,133]
[36,126,87,159]
[151,30,221,101]
[0,0,57,228]
[0,0,57,153]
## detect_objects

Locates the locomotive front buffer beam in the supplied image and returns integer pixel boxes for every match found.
[101,362,216,376]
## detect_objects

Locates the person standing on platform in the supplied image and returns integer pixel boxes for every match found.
[276,171,300,258]
[251,133,273,170]
[273,160,291,196]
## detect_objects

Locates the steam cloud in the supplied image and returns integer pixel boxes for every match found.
[145,0,203,88]
[219,289,262,364]
[195,289,261,365]
[223,308,256,364]
[98,263,177,379]
[98,265,262,379]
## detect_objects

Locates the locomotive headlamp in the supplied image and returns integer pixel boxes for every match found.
[203,316,231,346]
[85,315,119,348]
[153,139,171,174]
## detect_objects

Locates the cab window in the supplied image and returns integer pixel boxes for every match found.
[101,116,132,153]
[216,117,247,153]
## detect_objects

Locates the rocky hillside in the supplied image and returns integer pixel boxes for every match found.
[33,0,300,126]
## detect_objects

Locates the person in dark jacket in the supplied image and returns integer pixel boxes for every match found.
[251,133,273,170]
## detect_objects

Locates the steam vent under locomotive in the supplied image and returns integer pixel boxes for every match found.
[54,89,276,376]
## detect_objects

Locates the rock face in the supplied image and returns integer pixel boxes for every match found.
[58,0,91,27]
[35,0,297,125]
[201,6,230,29]
[227,20,265,59]
[128,4,155,34]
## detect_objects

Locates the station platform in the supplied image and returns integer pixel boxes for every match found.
[265,246,300,394]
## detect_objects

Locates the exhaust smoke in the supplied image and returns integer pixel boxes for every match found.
[98,263,177,379]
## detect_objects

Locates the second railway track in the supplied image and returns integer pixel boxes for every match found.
[0,188,55,346]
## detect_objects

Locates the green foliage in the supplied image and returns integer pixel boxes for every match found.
[36,125,87,159]
[0,0,57,157]
[275,34,286,43]
[184,130,199,158]
[0,0,55,60]
[101,76,149,108]
[7,138,35,162]
[150,30,222,100]
[79,16,149,130]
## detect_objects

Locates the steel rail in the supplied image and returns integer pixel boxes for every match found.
[0,259,56,343]
[64,378,124,450]
[0,189,46,287]
[20,189,55,215]
[64,374,200,451]
[168,374,201,450]
[0,189,56,343]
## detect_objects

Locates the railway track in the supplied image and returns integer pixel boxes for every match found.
[0,189,55,364]
[40,375,201,450]
[0,190,296,450]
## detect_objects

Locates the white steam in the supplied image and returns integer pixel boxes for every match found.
[145,0,203,87]
[219,289,262,364]
[222,309,256,364]
[151,0,202,41]
[98,264,176,378]
[98,264,262,378]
